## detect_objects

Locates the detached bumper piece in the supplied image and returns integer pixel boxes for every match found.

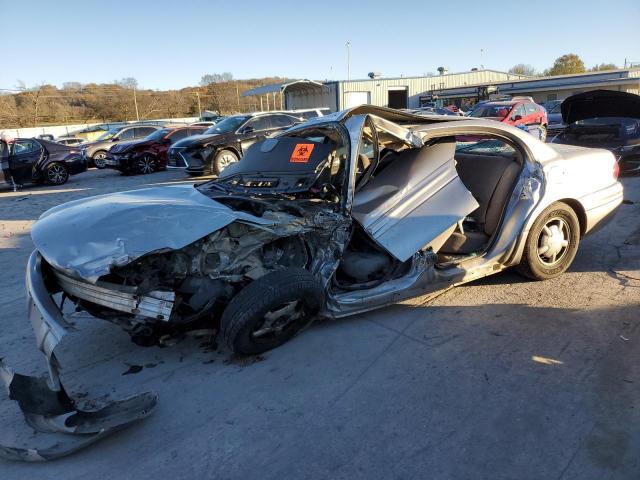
[0,252,158,462]
[0,361,157,462]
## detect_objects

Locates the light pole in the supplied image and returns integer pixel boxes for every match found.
[346,41,351,80]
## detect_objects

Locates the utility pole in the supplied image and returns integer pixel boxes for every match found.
[133,86,140,121]
[236,83,240,111]
[195,91,202,119]
[346,41,351,80]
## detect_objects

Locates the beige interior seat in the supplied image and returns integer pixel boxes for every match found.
[440,154,520,254]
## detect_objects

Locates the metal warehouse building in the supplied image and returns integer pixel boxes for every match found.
[245,67,640,112]
[432,67,640,107]
[243,70,528,111]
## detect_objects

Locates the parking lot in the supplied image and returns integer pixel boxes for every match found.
[0,166,638,479]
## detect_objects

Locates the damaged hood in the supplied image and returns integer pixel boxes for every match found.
[32,185,273,282]
[562,90,640,124]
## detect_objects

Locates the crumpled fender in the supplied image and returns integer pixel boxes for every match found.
[32,185,273,283]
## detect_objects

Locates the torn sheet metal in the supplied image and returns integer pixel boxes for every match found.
[32,185,274,283]
[0,360,157,462]
[351,140,479,261]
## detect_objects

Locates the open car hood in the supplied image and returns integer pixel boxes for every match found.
[32,185,272,282]
[561,90,640,124]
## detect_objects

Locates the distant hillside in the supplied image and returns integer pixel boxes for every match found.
[0,77,287,128]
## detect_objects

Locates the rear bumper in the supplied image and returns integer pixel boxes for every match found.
[67,157,87,175]
[580,181,624,235]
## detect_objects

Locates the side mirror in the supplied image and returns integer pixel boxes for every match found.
[111,136,119,142]
[513,115,522,122]
[242,126,255,134]
[162,137,172,145]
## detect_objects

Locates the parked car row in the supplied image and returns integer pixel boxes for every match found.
[104,125,208,174]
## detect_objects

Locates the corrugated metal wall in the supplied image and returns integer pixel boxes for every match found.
[336,70,524,109]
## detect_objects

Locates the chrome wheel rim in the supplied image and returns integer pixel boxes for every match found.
[93,152,106,167]
[47,164,68,184]
[137,156,155,174]
[218,153,238,171]
[537,217,570,266]
[252,301,303,339]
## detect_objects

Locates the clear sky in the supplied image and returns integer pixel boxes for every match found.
[2,0,639,90]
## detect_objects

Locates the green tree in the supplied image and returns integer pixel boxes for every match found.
[508,64,536,76]
[590,63,618,71]
[544,54,586,76]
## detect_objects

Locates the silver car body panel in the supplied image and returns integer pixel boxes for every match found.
[352,141,479,261]
[32,185,273,283]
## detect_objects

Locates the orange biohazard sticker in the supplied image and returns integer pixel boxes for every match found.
[290,143,315,163]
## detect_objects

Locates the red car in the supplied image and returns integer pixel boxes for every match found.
[105,126,207,174]
[470,97,548,141]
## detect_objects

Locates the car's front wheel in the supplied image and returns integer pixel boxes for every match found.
[220,269,324,355]
[213,149,239,176]
[516,202,580,280]
[136,154,157,175]
[45,162,69,185]
[92,151,108,168]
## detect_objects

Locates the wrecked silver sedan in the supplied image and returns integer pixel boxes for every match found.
[2,106,623,460]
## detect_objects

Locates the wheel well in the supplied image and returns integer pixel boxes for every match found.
[216,146,240,159]
[92,149,107,158]
[557,198,587,236]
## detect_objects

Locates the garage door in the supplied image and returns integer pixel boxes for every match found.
[344,91,371,109]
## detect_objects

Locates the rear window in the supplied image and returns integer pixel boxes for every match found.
[470,104,513,118]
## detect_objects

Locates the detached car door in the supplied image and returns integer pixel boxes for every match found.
[351,122,479,262]
[10,139,43,184]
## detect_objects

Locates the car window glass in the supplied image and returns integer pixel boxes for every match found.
[13,139,40,154]
[247,116,272,131]
[301,111,318,119]
[119,128,136,140]
[524,103,537,115]
[512,105,526,119]
[271,115,296,128]
[455,136,517,157]
[135,127,156,138]
[168,129,189,142]
[188,128,205,136]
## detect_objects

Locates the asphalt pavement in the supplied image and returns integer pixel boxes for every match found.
[0,168,639,479]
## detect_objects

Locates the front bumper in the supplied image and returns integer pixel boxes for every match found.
[167,148,188,168]
[0,251,158,462]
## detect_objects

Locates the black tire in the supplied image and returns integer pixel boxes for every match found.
[136,154,157,175]
[45,162,69,185]
[213,149,239,175]
[220,268,324,355]
[92,150,108,169]
[516,202,580,280]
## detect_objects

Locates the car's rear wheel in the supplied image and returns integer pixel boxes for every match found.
[92,151,108,168]
[45,162,69,185]
[213,149,239,175]
[220,268,324,355]
[136,154,157,175]
[516,202,580,280]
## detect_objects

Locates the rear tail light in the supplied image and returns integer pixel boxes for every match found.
[613,160,620,179]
